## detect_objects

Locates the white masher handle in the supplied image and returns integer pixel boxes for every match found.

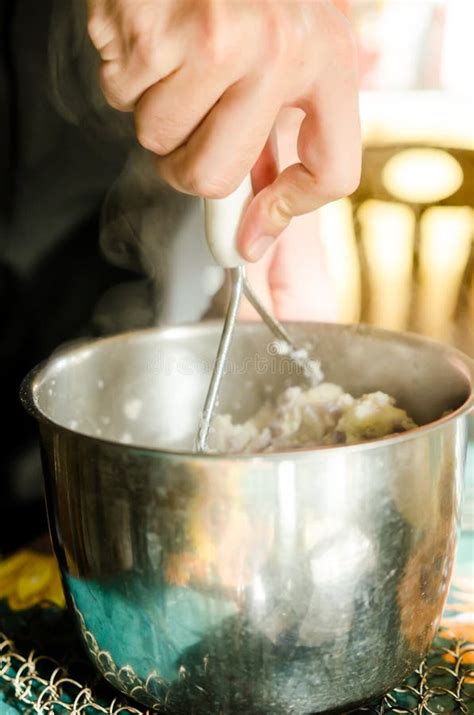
[204,175,253,268]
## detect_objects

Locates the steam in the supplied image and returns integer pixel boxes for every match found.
[48,0,218,334]
[94,150,211,332]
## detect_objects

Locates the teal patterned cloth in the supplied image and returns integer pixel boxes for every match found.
[0,589,472,714]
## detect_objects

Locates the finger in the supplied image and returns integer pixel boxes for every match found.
[251,132,279,195]
[268,211,338,322]
[239,136,278,319]
[155,73,282,199]
[99,42,183,112]
[88,2,180,110]
[202,135,279,321]
[237,60,361,261]
[87,2,115,52]
[135,60,243,156]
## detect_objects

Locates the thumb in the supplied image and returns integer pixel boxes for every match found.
[238,78,361,262]
[238,160,324,262]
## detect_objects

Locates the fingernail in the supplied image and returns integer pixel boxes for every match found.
[246,235,275,261]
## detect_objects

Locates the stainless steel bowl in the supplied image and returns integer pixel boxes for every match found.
[21,322,474,713]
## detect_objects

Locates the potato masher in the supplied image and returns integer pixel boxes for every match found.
[195,175,322,452]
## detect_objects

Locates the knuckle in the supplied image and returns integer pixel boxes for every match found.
[330,14,358,68]
[181,167,203,196]
[183,165,234,198]
[201,27,229,68]
[345,164,362,196]
[132,32,158,69]
[271,195,293,227]
[98,64,128,111]
[263,10,289,65]
[123,4,161,69]
[322,163,361,201]
[135,107,182,156]
[271,27,290,66]
[87,14,105,48]
[198,6,231,67]
[135,121,165,155]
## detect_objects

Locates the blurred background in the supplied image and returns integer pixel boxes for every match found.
[0,1,473,578]
[328,0,474,640]
[320,0,473,355]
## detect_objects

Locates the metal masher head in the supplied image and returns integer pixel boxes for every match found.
[195,177,321,453]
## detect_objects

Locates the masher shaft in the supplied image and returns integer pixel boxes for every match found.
[195,266,245,452]
[243,278,294,345]
[243,277,319,380]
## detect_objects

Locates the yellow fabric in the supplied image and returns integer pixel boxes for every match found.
[0,550,65,610]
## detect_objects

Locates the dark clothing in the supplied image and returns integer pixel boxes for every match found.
[0,0,212,554]
[0,0,129,552]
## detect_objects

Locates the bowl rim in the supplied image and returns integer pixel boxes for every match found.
[20,320,474,460]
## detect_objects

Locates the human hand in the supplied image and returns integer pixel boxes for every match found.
[87,0,361,261]
[205,211,338,322]
[206,108,339,322]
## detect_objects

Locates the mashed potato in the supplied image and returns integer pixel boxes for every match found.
[208,383,417,454]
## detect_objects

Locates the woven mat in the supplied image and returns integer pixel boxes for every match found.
[0,601,473,714]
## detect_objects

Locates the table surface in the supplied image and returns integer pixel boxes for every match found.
[0,444,472,714]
